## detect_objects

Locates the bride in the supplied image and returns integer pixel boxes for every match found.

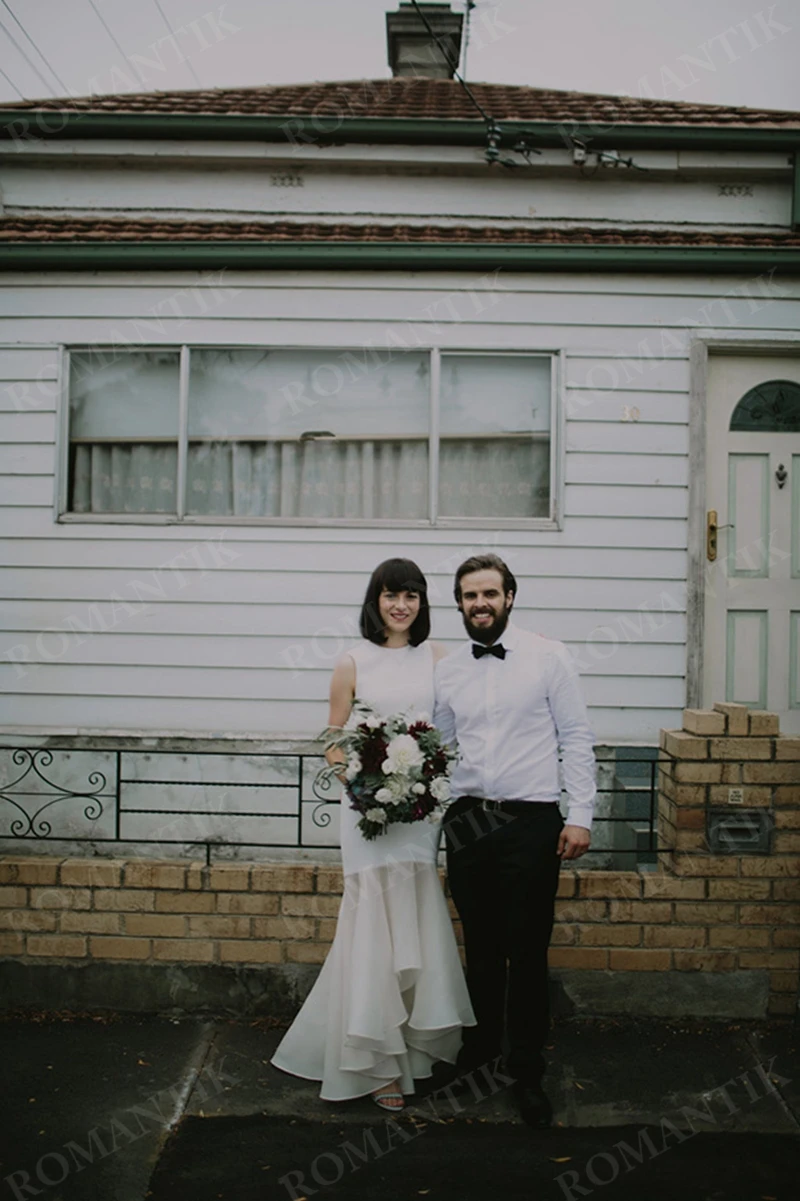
[271,558,475,1110]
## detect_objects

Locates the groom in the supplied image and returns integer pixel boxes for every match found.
[433,554,596,1127]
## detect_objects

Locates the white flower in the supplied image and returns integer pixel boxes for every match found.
[382,734,425,775]
[345,754,362,782]
[426,811,442,824]
[430,776,451,803]
[365,715,383,729]
[412,783,426,795]
[375,788,394,805]
[365,807,387,823]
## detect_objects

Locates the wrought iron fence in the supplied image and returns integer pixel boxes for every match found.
[0,744,665,866]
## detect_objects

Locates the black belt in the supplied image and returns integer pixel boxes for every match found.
[459,795,554,815]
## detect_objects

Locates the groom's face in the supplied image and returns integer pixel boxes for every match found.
[457,568,514,645]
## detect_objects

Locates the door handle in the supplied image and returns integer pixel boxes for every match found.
[707,510,718,561]
[707,510,733,562]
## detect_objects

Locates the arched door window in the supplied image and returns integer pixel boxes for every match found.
[729,379,800,432]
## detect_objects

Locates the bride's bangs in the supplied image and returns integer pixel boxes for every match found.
[378,559,427,599]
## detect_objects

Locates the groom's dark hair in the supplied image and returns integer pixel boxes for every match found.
[360,558,431,647]
[453,554,517,604]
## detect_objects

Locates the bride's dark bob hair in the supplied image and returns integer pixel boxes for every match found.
[360,558,431,646]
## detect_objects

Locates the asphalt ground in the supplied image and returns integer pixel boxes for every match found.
[0,1012,797,1201]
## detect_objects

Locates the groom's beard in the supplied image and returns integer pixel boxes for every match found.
[461,603,512,646]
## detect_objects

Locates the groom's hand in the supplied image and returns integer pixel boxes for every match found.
[558,824,590,860]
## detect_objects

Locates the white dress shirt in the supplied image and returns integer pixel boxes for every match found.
[433,622,596,830]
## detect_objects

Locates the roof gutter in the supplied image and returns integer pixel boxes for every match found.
[1,241,799,273]
[0,110,799,153]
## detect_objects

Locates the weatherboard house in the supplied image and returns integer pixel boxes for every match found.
[0,3,799,871]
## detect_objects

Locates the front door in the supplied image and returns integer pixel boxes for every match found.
[704,354,800,734]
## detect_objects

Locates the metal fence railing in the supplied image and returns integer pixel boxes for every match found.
[0,745,666,867]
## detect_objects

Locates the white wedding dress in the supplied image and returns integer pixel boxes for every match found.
[271,639,475,1100]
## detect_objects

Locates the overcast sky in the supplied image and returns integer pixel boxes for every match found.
[0,0,798,110]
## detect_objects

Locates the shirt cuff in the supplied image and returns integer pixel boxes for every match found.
[565,802,593,831]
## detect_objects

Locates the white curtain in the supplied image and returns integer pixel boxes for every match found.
[187,439,429,519]
[71,444,178,514]
[438,439,550,518]
[71,438,547,519]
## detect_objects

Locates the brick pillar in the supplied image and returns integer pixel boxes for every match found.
[657,703,800,1017]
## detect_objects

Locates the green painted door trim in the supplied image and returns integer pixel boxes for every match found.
[1,241,800,272]
[1,109,799,152]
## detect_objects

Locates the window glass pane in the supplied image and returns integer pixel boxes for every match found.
[438,355,551,518]
[187,349,429,518]
[68,350,179,514]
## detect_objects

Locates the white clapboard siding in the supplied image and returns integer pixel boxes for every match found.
[565,391,690,424]
[564,485,688,518]
[0,347,59,381]
[0,476,52,506]
[0,270,793,297]
[0,444,53,474]
[0,601,687,642]
[0,412,57,442]
[1,284,798,332]
[564,453,688,487]
[0,317,710,359]
[0,694,683,745]
[3,161,792,226]
[2,270,798,744]
[5,662,684,706]
[0,631,685,676]
[566,357,690,392]
[566,424,688,455]
[0,567,686,611]
[3,508,690,549]
[0,539,687,578]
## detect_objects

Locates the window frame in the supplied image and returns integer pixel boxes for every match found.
[56,343,564,530]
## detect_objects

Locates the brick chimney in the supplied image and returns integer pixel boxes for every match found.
[386,2,464,79]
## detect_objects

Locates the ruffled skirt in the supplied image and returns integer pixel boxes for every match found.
[270,859,476,1100]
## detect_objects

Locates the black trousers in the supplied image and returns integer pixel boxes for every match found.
[442,796,563,1086]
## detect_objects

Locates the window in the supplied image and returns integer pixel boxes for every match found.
[63,346,557,525]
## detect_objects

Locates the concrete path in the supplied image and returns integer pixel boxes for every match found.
[0,1013,797,1201]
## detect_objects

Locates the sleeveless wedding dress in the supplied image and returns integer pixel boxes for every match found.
[271,639,475,1100]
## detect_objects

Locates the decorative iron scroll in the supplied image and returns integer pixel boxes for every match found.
[730,380,800,432]
[0,749,106,838]
[311,763,341,828]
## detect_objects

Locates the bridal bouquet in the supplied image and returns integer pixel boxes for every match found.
[318,701,457,841]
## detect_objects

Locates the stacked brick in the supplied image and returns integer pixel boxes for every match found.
[0,860,342,968]
[655,702,799,1016]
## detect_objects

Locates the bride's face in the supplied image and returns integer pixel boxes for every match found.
[378,588,420,639]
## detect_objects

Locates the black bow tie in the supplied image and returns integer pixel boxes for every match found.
[472,643,506,660]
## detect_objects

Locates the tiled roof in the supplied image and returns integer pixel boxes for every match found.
[2,216,799,248]
[3,79,798,127]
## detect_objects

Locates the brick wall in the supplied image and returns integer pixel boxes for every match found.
[656,702,799,1017]
[1,704,797,1020]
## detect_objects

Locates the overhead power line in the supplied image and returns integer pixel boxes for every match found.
[152,0,203,88]
[0,61,24,99]
[409,0,491,122]
[1,0,68,93]
[0,12,55,95]
[408,0,541,166]
[86,0,145,85]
